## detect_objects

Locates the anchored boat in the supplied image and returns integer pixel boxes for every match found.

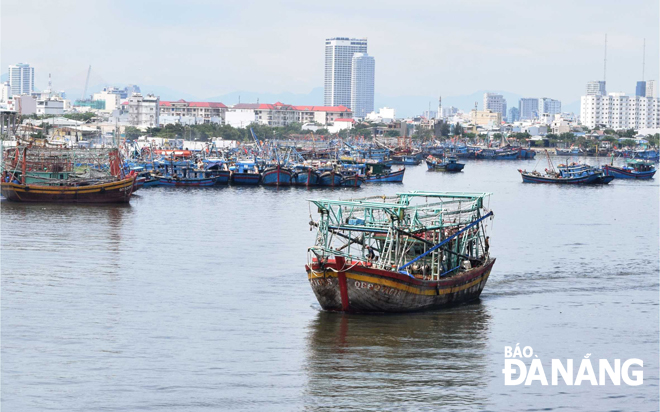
[603,159,656,179]
[305,191,495,313]
[426,155,465,172]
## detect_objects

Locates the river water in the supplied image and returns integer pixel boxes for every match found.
[2,157,658,411]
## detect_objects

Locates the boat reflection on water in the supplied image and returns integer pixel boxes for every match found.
[303,302,491,410]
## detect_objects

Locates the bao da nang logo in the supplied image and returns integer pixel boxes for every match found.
[502,344,643,386]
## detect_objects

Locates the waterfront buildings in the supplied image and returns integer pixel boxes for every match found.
[580,92,660,129]
[224,102,353,128]
[324,37,372,111]
[519,98,539,120]
[350,53,375,118]
[159,100,227,124]
[36,99,64,116]
[128,93,160,128]
[586,81,607,96]
[8,63,34,96]
[636,81,647,97]
[483,93,507,121]
[508,107,520,123]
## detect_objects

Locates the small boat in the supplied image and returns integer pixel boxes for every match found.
[603,159,656,179]
[204,160,231,185]
[476,148,519,160]
[556,147,583,156]
[319,169,342,187]
[292,165,321,187]
[426,155,465,172]
[158,169,217,187]
[365,165,405,183]
[391,154,422,165]
[261,164,293,186]
[306,191,495,313]
[520,152,609,184]
[340,171,365,187]
[230,161,261,185]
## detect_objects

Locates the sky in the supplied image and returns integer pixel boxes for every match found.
[2,0,658,114]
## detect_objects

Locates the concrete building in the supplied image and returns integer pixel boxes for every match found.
[519,98,539,120]
[508,107,520,123]
[538,98,561,116]
[636,81,647,97]
[159,100,227,124]
[580,93,660,129]
[422,111,437,119]
[9,63,35,96]
[36,98,65,116]
[366,107,396,123]
[350,53,375,118]
[12,95,37,115]
[324,37,368,107]
[646,80,657,98]
[441,106,459,118]
[0,81,9,102]
[294,105,353,125]
[128,93,159,128]
[483,93,507,121]
[470,110,501,127]
[92,88,122,113]
[586,81,607,96]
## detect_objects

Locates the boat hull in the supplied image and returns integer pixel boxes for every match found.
[1,176,135,203]
[319,171,342,187]
[261,167,293,186]
[365,168,405,183]
[602,165,656,179]
[211,170,231,185]
[426,161,465,172]
[306,258,495,313]
[520,172,600,184]
[340,175,364,187]
[293,169,321,186]
[157,177,217,186]
[231,172,261,185]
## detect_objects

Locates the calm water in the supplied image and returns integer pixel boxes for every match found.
[2,157,659,411]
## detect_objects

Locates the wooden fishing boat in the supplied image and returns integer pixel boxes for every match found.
[262,164,293,186]
[339,173,365,187]
[1,146,136,203]
[364,163,405,183]
[157,175,217,187]
[230,161,261,185]
[426,155,465,172]
[305,191,495,313]
[292,165,321,186]
[391,154,422,165]
[319,169,342,187]
[602,159,656,179]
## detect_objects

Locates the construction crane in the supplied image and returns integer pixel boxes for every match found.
[81,65,91,100]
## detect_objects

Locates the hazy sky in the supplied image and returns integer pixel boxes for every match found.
[2,0,658,105]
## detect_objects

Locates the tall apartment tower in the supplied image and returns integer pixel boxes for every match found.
[538,98,562,115]
[636,81,647,97]
[519,98,539,120]
[586,81,607,96]
[8,63,35,96]
[483,93,507,121]
[646,80,657,98]
[350,53,375,118]
[324,37,368,107]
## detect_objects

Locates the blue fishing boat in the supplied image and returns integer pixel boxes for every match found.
[292,165,321,186]
[365,164,405,183]
[633,149,660,162]
[261,164,293,186]
[203,160,231,185]
[158,169,217,187]
[426,155,465,172]
[340,171,365,187]
[557,163,613,184]
[475,148,519,160]
[231,161,261,185]
[391,154,422,165]
[603,159,656,179]
[319,169,342,187]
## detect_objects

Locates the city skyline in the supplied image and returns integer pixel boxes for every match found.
[2,0,658,115]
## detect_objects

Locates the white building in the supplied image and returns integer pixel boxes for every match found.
[646,80,657,98]
[580,93,660,129]
[92,88,122,113]
[483,93,507,121]
[36,98,65,116]
[538,98,561,116]
[9,63,35,96]
[350,53,375,118]
[366,107,396,123]
[159,100,227,124]
[519,98,539,120]
[0,81,9,102]
[586,81,607,96]
[324,37,368,107]
[128,93,159,128]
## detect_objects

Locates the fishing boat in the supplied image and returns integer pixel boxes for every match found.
[230,161,261,185]
[602,159,656,179]
[391,154,422,165]
[157,168,217,187]
[365,163,405,183]
[1,146,136,203]
[475,148,518,160]
[557,163,614,184]
[292,165,321,186]
[339,171,365,187]
[261,164,293,186]
[319,169,342,187]
[426,155,465,172]
[204,160,231,185]
[519,152,608,184]
[305,191,495,313]
[556,147,583,156]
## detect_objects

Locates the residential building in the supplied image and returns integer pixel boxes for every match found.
[580,93,660,129]
[92,88,122,113]
[538,98,561,116]
[441,106,459,118]
[646,80,657,98]
[636,81,647,97]
[8,63,35,96]
[225,104,259,128]
[294,105,353,125]
[36,98,65,116]
[324,37,368,107]
[159,99,227,124]
[483,93,507,121]
[366,107,396,123]
[508,107,520,123]
[422,110,437,119]
[0,81,9,102]
[350,53,375,118]
[519,98,539,120]
[586,81,607,96]
[470,110,501,127]
[225,103,353,128]
[128,93,159,128]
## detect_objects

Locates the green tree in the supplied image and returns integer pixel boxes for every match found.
[384,130,400,137]
[559,132,576,141]
[125,126,143,139]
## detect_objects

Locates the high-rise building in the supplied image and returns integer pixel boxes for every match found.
[647,80,657,98]
[636,81,647,97]
[483,93,507,121]
[519,98,539,120]
[324,37,368,107]
[586,81,607,96]
[8,63,35,96]
[580,93,660,129]
[508,107,520,123]
[538,98,561,116]
[350,53,375,118]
